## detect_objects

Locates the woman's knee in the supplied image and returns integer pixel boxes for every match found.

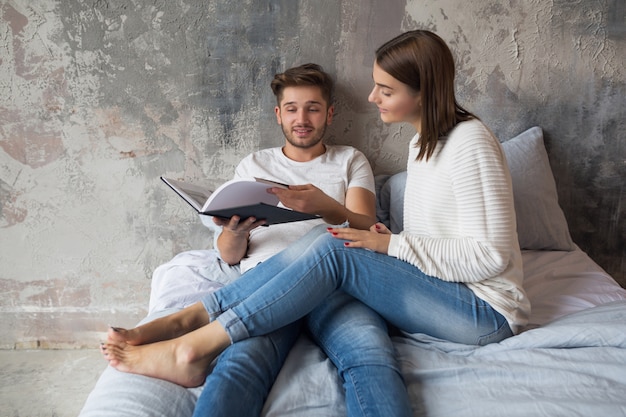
[308,231,345,255]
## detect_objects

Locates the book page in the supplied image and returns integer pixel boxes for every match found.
[161,177,213,212]
[203,179,280,212]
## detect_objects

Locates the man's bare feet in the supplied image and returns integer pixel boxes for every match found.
[107,302,210,346]
[101,320,231,388]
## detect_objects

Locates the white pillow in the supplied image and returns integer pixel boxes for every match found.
[501,127,575,251]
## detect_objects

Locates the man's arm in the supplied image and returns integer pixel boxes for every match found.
[214,216,266,265]
[216,185,375,265]
[269,185,376,230]
[342,186,377,230]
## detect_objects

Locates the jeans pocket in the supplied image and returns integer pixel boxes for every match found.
[477,319,514,346]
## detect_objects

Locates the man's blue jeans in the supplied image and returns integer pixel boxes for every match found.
[193,225,412,417]
[204,224,513,347]
[194,294,412,417]
[192,323,301,417]
[305,291,412,416]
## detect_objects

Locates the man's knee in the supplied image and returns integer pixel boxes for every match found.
[216,325,300,377]
[342,334,397,370]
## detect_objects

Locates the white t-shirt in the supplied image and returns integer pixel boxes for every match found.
[230,145,374,272]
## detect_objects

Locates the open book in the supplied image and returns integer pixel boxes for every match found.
[161,176,319,225]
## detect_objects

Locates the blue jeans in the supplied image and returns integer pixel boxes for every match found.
[192,323,301,417]
[193,225,412,417]
[194,295,412,417]
[306,292,412,417]
[204,224,513,346]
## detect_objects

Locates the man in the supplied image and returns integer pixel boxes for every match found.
[124,63,411,416]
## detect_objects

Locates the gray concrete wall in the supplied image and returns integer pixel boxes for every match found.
[1,0,624,348]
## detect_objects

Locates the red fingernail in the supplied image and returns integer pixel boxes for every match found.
[344,242,349,246]
[375,224,381,229]
[332,232,338,236]
[327,227,333,231]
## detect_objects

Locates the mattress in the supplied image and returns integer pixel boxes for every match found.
[79,247,626,417]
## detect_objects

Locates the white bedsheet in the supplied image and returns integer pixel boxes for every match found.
[521,247,626,329]
[80,248,626,417]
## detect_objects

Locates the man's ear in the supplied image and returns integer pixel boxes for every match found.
[274,106,282,124]
[326,105,335,125]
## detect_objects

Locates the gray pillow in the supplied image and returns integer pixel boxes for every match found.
[378,126,574,251]
[501,126,575,251]
[376,172,406,234]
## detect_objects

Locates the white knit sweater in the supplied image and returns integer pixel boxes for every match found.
[387,119,530,333]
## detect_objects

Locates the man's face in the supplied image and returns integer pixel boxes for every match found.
[275,86,334,150]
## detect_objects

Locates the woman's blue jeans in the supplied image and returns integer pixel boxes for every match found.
[203,224,513,347]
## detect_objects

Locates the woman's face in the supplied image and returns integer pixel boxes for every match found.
[368,62,421,131]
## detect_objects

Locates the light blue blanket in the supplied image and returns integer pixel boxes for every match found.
[262,301,626,417]
[395,300,626,417]
[80,302,626,417]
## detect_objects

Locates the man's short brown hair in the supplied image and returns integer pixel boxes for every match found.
[270,63,334,106]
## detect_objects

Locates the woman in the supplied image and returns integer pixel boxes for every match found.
[102,30,531,399]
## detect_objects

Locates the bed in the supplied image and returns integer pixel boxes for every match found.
[79,127,626,416]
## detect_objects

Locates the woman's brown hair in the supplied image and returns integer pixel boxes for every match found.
[375,30,475,161]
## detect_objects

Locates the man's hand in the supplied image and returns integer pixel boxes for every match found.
[269,184,376,229]
[268,184,337,217]
[214,215,266,265]
[213,215,266,236]
[327,222,392,254]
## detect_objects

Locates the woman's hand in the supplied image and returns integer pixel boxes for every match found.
[328,222,392,254]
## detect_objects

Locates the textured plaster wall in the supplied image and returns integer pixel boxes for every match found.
[0,0,624,348]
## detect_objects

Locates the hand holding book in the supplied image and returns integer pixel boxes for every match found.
[161,176,319,226]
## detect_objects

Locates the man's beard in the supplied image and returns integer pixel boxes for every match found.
[282,124,327,149]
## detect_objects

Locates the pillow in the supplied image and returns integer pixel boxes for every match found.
[376,172,406,234]
[501,127,575,250]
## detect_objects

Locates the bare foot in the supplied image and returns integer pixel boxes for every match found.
[107,302,210,346]
[101,321,230,388]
